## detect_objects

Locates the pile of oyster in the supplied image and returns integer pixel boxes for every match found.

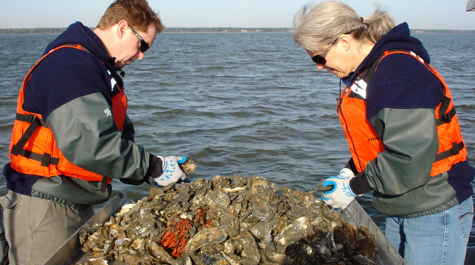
[77,175,377,265]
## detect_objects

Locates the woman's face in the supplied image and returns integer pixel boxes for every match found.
[307,35,369,79]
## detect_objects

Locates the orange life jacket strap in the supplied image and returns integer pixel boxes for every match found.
[14,149,60,167]
[436,96,456,125]
[11,113,60,167]
[15,113,48,127]
[11,114,43,156]
[434,141,464,163]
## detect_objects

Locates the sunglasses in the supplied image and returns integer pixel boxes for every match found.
[129,27,149,53]
[311,38,339,65]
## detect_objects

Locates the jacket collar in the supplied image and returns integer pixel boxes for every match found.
[44,22,123,74]
[342,22,430,86]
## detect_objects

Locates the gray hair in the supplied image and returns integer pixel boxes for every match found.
[293,1,395,52]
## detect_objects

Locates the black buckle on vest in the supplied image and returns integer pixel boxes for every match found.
[26,115,36,123]
[41,153,52,167]
[434,141,464,162]
[436,107,456,126]
[451,142,461,155]
[441,112,453,123]
[16,113,47,127]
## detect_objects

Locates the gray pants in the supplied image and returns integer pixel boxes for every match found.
[0,191,93,265]
[0,203,8,265]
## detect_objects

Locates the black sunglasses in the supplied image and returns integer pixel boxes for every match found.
[311,38,339,65]
[129,27,149,53]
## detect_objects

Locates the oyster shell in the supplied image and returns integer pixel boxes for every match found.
[77,174,377,264]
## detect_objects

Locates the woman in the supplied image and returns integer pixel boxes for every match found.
[292,1,474,264]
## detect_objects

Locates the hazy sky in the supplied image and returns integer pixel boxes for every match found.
[1,0,474,30]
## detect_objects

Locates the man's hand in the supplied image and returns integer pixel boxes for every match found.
[321,168,356,210]
[151,156,188,187]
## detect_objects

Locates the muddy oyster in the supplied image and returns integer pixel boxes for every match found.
[77,174,376,264]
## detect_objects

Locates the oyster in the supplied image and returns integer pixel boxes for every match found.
[77,174,377,264]
[180,159,197,175]
[184,228,227,255]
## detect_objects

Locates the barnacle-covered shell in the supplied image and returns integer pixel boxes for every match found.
[77,174,377,265]
[184,228,228,255]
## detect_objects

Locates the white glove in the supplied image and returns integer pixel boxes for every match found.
[321,168,356,210]
[152,156,188,187]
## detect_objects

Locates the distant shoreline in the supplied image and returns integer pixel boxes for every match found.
[0,28,292,35]
[1,28,474,35]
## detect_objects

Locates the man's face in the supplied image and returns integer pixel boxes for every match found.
[115,23,157,69]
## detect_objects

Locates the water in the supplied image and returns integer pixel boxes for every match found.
[1,32,474,234]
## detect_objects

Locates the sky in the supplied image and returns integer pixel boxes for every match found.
[1,0,475,30]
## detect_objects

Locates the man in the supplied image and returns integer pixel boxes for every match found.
[0,0,188,263]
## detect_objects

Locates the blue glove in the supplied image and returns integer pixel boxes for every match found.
[152,156,188,187]
[321,168,356,210]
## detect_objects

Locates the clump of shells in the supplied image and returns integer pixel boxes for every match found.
[77,174,376,265]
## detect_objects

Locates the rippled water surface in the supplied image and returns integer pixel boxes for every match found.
[1,32,474,233]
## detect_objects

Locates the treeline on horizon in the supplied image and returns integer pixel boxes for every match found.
[2,27,475,35]
[0,27,292,35]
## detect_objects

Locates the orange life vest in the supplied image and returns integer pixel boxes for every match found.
[337,50,466,177]
[9,44,128,186]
